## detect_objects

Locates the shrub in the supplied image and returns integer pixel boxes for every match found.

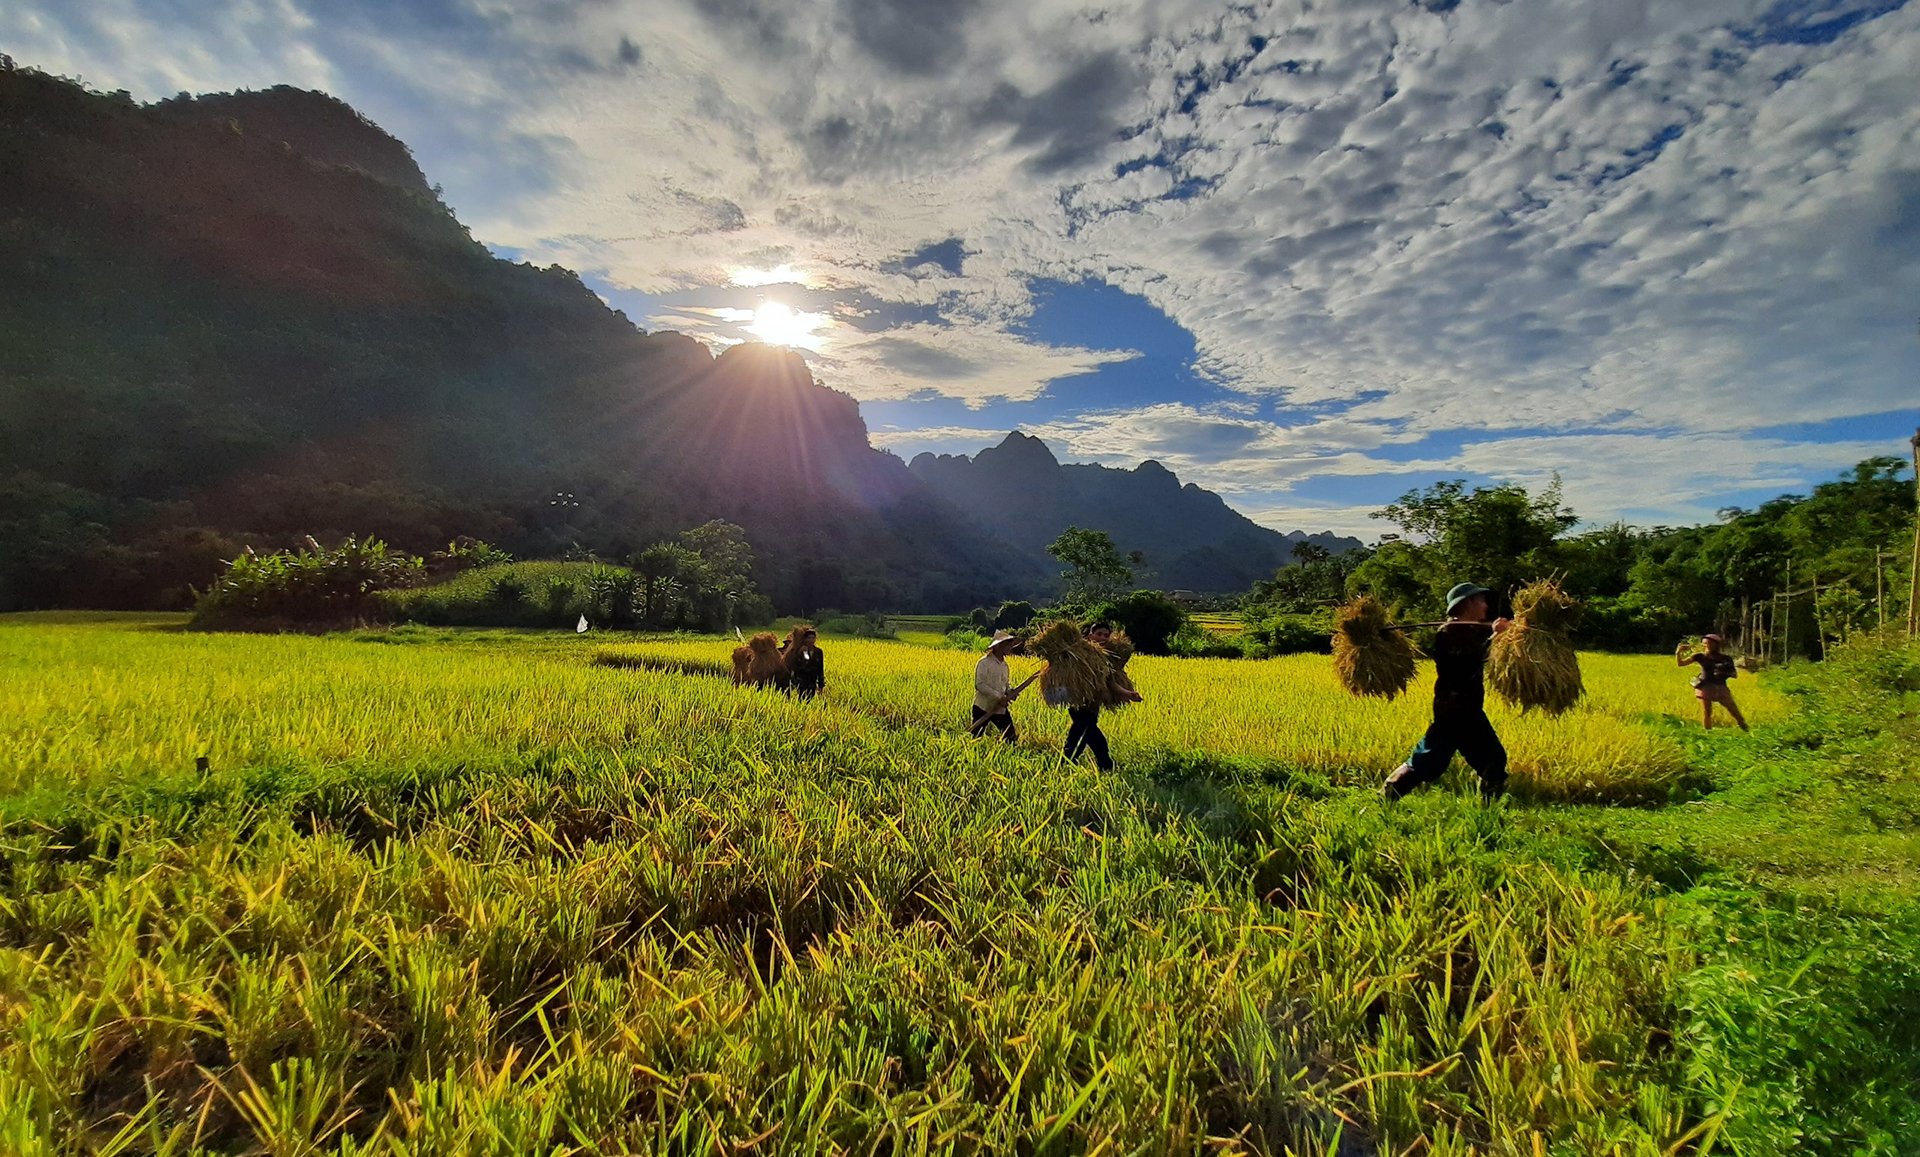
[1168,624,1253,658]
[193,535,423,627]
[543,575,577,623]
[1086,590,1188,655]
[428,537,513,577]
[819,611,896,639]
[1245,611,1334,656]
[994,600,1037,630]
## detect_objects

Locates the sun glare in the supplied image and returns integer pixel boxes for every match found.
[745,301,830,351]
[730,264,810,287]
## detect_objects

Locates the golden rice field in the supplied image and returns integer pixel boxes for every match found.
[596,636,1786,804]
[0,613,1861,1155]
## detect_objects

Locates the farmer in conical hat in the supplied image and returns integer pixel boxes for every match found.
[1384,582,1513,802]
[972,630,1023,743]
[1677,632,1747,732]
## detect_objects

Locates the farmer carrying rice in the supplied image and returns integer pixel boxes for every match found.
[1063,622,1141,771]
[781,626,825,701]
[1676,633,1747,732]
[971,630,1024,743]
[1384,582,1512,802]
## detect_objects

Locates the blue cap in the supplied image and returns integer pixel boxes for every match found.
[1446,583,1491,613]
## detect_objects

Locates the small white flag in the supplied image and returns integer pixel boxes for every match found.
[576,615,590,634]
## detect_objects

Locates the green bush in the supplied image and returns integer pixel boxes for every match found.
[994,600,1037,630]
[818,611,896,639]
[1085,589,1188,655]
[381,561,615,627]
[193,535,423,627]
[1167,624,1253,658]
[1243,611,1333,656]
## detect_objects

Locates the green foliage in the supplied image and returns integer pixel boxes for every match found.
[993,600,1037,630]
[193,535,423,626]
[429,537,513,576]
[1364,477,1576,616]
[1328,460,1916,653]
[380,561,608,627]
[817,611,896,639]
[1084,589,1188,655]
[1047,526,1134,606]
[1243,547,1369,615]
[1242,611,1335,656]
[1166,624,1253,658]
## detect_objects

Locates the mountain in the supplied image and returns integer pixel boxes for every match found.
[909,432,1363,592]
[0,64,1046,611]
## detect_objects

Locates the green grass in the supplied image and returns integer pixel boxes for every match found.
[2,616,1916,1153]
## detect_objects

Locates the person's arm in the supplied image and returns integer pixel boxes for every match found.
[1675,642,1697,667]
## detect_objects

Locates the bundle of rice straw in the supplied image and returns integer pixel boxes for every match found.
[1031,618,1111,708]
[1488,579,1584,715]
[1332,595,1419,699]
[1101,629,1138,708]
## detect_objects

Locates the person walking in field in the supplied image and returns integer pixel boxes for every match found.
[1384,583,1512,802]
[972,631,1024,743]
[781,625,825,701]
[1676,633,1747,731]
[1063,621,1140,771]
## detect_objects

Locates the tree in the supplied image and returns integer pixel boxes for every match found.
[631,542,700,625]
[675,521,760,630]
[1092,589,1188,655]
[1048,526,1133,606]
[994,600,1037,630]
[1370,477,1577,610]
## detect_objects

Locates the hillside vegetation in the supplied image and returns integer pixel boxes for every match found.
[3,615,1915,1153]
[0,64,1039,614]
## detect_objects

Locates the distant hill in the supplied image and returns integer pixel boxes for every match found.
[0,64,1045,612]
[909,433,1363,592]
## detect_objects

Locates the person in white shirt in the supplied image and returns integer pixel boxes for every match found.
[972,631,1023,743]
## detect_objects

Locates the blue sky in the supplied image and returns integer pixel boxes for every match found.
[6,0,1917,537]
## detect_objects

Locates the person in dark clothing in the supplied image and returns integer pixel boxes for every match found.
[781,626,825,701]
[1384,583,1512,802]
[1677,633,1747,731]
[1064,622,1138,771]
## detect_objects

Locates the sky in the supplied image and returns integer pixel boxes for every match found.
[6,0,1918,539]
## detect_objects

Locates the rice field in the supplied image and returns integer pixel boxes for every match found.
[0,614,1830,1154]
[596,635,1785,804]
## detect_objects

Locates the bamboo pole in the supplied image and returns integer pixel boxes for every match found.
[1909,427,1919,637]
[1783,561,1792,662]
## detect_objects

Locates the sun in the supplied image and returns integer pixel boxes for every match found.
[745,301,830,351]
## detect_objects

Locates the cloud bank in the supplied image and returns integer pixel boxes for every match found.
[6,0,1916,529]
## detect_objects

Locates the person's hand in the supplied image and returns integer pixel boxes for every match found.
[1492,617,1513,634]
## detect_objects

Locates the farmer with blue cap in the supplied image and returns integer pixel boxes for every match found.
[1384,582,1513,801]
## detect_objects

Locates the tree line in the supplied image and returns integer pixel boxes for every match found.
[1243,456,1917,655]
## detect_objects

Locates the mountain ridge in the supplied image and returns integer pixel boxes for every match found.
[0,63,1353,610]
[910,432,1362,592]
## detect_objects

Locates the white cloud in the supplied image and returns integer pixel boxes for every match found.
[13,0,1918,525]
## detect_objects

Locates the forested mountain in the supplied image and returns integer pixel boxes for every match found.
[0,64,1056,611]
[909,432,1362,592]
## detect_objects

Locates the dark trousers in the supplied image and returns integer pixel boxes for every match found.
[1389,710,1508,799]
[971,705,1017,744]
[791,679,822,701]
[1064,705,1113,771]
